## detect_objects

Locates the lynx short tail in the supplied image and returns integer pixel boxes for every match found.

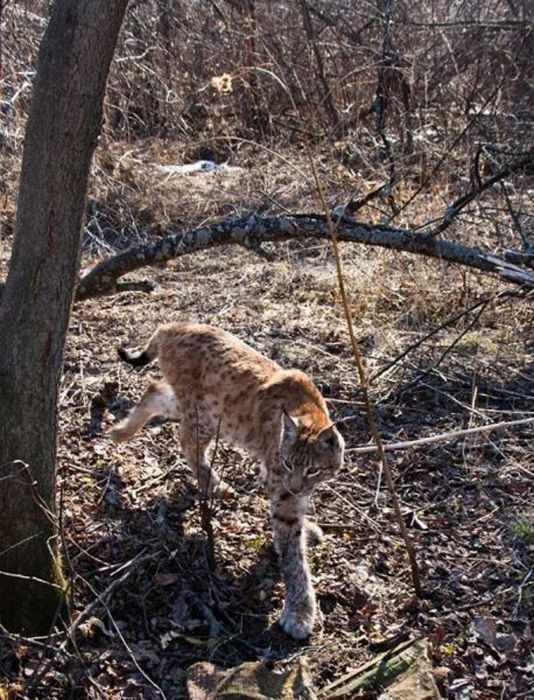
[117,328,162,367]
[117,347,152,367]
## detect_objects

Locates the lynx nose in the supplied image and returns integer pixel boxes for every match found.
[286,473,304,493]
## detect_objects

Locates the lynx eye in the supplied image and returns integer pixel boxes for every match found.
[282,459,292,473]
[306,468,321,478]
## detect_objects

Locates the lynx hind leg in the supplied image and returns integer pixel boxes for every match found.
[110,381,178,443]
[180,415,236,499]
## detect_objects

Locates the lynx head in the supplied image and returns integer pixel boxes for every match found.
[278,411,344,494]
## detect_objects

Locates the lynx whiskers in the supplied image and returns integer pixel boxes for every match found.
[111,322,344,639]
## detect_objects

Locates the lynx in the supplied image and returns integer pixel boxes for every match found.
[111,322,344,639]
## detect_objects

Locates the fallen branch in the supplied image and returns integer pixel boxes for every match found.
[347,416,534,457]
[74,213,534,301]
[320,638,440,698]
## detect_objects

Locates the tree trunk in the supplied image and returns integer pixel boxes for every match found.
[0,0,128,634]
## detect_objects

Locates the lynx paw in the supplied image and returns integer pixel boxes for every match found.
[198,476,237,500]
[109,425,130,443]
[304,520,324,547]
[279,602,316,640]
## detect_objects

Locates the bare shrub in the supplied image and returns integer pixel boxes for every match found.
[1,1,531,254]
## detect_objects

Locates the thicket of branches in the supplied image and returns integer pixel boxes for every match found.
[2,2,531,156]
[0,1,532,271]
[89,0,533,167]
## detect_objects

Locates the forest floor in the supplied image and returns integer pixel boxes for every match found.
[0,141,533,699]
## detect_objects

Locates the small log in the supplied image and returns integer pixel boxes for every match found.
[320,638,441,698]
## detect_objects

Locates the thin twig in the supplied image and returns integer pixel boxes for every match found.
[374,0,396,211]
[513,568,533,618]
[500,180,529,249]
[388,82,504,223]
[370,294,499,383]
[196,411,220,573]
[421,154,532,240]
[393,296,494,397]
[299,0,340,132]
[82,575,168,699]
[0,623,73,652]
[347,416,534,456]
[24,550,156,695]
[300,115,423,598]
[0,532,41,557]
[0,569,64,590]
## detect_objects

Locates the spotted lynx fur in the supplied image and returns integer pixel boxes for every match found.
[111,322,344,639]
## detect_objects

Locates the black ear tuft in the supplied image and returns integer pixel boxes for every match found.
[281,410,299,443]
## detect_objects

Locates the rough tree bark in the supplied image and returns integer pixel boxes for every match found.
[0,0,129,634]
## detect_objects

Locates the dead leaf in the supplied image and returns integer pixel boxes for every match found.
[154,571,179,586]
[471,616,497,647]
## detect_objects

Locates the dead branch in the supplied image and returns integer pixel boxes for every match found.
[82,575,167,699]
[371,294,495,382]
[302,136,423,598]
[393,295,494,396]
[421,153,533,240]
[74,213,534,302]
[299,0,340,133]
[347,416,534,457]
[374,0,398,204]
[389,84,506,223]
[23,549,158,695]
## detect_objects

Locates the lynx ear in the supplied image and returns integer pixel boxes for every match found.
[281,410,300,444]
[318,423,338,448]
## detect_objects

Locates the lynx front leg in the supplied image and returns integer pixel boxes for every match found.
[270,490,316,640]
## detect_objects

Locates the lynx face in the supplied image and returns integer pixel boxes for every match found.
[279,413,345,494]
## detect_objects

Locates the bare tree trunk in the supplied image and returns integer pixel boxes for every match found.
[300,0,340,133]
[0,0,128,634]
